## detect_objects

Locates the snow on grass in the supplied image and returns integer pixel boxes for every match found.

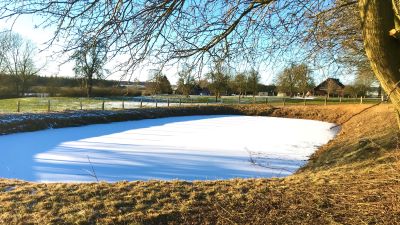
[0,115,338,183]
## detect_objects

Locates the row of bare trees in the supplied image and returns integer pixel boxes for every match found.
[275,63,379,98]
[176,65,261,100]
[0,30,108,98]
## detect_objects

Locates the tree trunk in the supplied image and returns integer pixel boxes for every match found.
[20,79,26,96]
[359,0,400,127]
[86,75,93,98]
[14,81,20,97]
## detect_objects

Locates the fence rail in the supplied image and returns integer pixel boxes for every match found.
[0,96,386,113]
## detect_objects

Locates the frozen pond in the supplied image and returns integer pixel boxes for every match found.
[0,115,338,182]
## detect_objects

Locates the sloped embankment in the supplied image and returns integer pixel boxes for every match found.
[0,105,399,224]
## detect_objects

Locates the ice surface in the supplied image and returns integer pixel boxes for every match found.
[0,115,338,182]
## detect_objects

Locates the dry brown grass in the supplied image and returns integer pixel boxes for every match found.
[0,104,399,224]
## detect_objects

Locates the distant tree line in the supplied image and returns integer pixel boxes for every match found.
[0,73,143,98]
[174,64,275,99]
[274,63,380,98]
[0,31,143,98]
[0,31,378,99]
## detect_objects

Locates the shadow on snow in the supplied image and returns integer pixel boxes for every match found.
[0,115,324,182]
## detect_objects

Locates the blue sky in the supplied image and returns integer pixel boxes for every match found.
[0,13,354,86]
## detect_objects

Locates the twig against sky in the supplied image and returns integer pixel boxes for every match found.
[0,0,361,79]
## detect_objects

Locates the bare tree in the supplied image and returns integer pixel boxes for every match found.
[276,67,297,97]
[0,32,39,96]
[247,69,261,97]
[72,38,107,98]
[146,70,172,95]
[326,79,337,98]
[353,68,378,97]
[296,65,314,97]
[232,73,248,97]
[176,64,196,97]
[206,61,230,101]
[0,32,8,72]
[344,85,358,98]
[276,63,314,97]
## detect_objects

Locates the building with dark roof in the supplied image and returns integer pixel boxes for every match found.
[314,78,345,97]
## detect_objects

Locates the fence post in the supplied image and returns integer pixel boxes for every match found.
[238,96,241,104]
[122,98,125,109]
[324,96,327,106]
[155,99,158,108]
[265,97,268,105]
[102,100,105,110]
[206,98,209,105]
[339,97,342,103]
[304,98,306,106]
[80,100,83,110]
[179,98,182,106]
[167,98,170,107]
[140,98,143,108]
[17,101,20,112]
[47,100,51,112]
[360,96,363,104]
[282,98,285,106]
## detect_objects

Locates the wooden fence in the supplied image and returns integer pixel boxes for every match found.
[2,96,386,113]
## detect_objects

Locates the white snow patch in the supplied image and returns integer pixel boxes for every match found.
[0,115,338,182]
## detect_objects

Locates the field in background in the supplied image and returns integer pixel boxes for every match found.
[0,95,384,113]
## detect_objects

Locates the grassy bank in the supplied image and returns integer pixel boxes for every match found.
[0,105,399,224]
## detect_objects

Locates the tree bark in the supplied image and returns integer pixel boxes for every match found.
[359,0,400,127]
[87,74,93,98]
[15,81,20,97]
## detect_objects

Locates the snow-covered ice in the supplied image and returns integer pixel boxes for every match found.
[0,115,338,182]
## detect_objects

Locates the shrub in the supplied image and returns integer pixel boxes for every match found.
[0,87,18,99]
[55,86,142,97]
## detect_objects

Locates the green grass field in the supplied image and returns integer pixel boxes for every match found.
[0,96,383,113]
[146,95,383,107]
[0,97,118,113]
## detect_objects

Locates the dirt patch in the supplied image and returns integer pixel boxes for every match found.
[0,104,399,224]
